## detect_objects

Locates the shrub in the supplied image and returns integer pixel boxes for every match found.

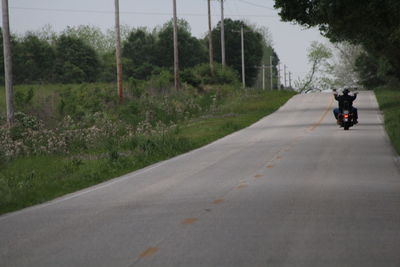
[15,88,34,109]
[181,68,201,88]
[146,70,174,94]
[185,63,240,88]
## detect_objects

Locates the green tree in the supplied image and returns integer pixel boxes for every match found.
[274,0,400,81]
[252,25,279,89]
[12,34,55,84]
[62,25,113,55]
[122,28,158,80]
[354,52,385,89]
[212,19,264,86]
[295,41,332,92]
[54,35,100,83]
[156,19,207,70]
[328,42,363,88]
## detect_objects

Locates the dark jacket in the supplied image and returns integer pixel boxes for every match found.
[334,93,357,111]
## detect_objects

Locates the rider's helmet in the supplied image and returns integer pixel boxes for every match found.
[343,88,350,95]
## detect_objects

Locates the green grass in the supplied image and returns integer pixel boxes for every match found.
[0,83,115,123]
[178,91,292,147]
[374,86,400,155]
[0,89,295,215]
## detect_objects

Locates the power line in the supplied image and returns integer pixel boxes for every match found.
[10,6,278,18]
[236,0,275,11]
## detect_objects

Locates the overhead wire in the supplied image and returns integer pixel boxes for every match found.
[236,0,275,11]
[10,6,278,18]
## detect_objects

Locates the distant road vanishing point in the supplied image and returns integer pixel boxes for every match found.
[1,91,399,267]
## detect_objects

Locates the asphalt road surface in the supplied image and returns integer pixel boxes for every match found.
[1,91,400,267]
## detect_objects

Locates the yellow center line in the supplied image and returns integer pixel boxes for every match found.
[309,97,334,131]
[181,218,198,225]
[139,247,159,258]
[212,199,224,204]
[237,184,248,189]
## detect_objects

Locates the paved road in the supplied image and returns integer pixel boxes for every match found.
[1,92,400,267]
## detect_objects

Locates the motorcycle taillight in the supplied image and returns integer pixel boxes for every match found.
[344,114,349,118]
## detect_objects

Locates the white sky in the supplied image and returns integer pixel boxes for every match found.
[4,0,328,81]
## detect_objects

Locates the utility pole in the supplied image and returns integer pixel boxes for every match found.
[207,0,214,75]
[289,72,292,88]
[277,63,281,90]
[241,24,245,89]
[284,64,287,88]
[114,0,124,104]
[262,65,265,90]
[172,0,180,90]
[220,0,226,67]
[2,0,14,125]
[270,56,273,90]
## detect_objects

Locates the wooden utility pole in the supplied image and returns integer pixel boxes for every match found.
[114,0,124,103]
[241,25,245,89]
[277,63,281,90]
[262,65,265,90]
[220,0,226,67]
[2,0,14,125]
[270,56,273,90]
[207,0,214,75]
[284,64,287,88]
[172,0,180,90]
[289,71,292,88]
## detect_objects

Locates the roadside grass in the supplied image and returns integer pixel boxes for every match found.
[0,89,295,215]
[0,83,116,125]
[178,91,291,147]
[374,86,400,155]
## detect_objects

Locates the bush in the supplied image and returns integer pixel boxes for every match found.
[127,77,145,98]
[181,68,201,88]
[187,63,240,87]
[146,70,174,94]
[15,88,34,109]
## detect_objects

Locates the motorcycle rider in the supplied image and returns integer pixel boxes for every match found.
[333,88,358,124]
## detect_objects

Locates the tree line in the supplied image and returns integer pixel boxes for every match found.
[274,0,400,88]
[0,19,278,88]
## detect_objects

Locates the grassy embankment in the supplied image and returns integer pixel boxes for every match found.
[374,86,400,155]
[0,84,295,215]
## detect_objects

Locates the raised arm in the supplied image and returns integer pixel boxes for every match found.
[333,89,339,100]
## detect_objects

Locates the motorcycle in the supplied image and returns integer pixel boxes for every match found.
[338,100,354,130]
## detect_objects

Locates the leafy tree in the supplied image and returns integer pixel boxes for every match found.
[327,42,363,88]
[122,28,158,80]
[98,51,116,83]
[156,19,207,70]
[354,52,385,89]
[62,25,114,55]
[211,19,264,86]
[274,0,400,81]
[295,41,332,92]
[26,24,58,44]
[54,35,100,83]
[12,34,55,84]
[253,25,279,89]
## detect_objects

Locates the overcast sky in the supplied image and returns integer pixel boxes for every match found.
[4,0,327,81]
